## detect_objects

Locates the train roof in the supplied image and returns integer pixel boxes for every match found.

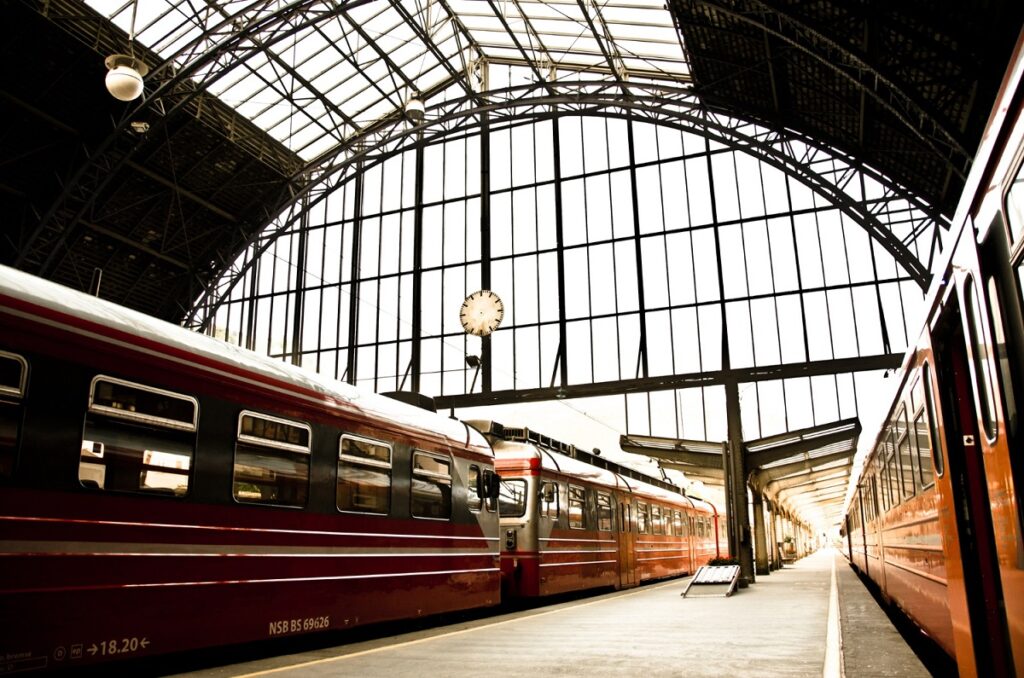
[0,264,489,456]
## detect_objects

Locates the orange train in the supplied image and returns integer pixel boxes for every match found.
[841,27,1024,677]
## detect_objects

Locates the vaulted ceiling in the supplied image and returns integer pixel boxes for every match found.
[2,0,1022,321]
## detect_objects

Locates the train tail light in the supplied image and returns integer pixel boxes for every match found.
[505,529,517,550]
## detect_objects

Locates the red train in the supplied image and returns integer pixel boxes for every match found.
[0,263,720,672]
[841,27,1024,678]
[471,422,722,598]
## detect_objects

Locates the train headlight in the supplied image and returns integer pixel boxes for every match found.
[505,529,517,550]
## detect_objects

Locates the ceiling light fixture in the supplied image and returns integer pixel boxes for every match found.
[405,95,425,123]
[104,1,148,102]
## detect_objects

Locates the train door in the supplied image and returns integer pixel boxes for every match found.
[616,496,636,588]
[931,290,1014,677]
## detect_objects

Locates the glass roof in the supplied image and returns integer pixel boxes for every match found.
[88,0,690,162]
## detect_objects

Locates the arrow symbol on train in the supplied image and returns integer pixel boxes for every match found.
[140,638,149,649]
[87,645,97,656]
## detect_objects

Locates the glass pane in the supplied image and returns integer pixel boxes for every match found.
[499,478,527,517]
[637,502,648,533]
[233,443,309,507]
[542,481,559,518]
[569,486,585,529]
[340,436,391,464]
[337,462,391,514]
[897,409,916,499]
[412,453,452,519]
[964,278,998,439]
[598,493,613,531]
[81,417,194,497]
[467,465,482,512]
[923,363,944,476]
[240,413,310,448]
[413,452,450,477]
[914,413,935,487]
[92,379,196,428]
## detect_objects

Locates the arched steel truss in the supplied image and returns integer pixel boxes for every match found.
[186,79,946,329]
[21,1,947,331]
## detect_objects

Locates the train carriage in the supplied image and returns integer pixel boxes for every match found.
[471,422,720,598]
[0,265,501,672]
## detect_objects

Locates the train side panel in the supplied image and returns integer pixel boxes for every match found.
[0,272,501,671]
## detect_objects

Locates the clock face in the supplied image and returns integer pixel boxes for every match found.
[460,290,504,336]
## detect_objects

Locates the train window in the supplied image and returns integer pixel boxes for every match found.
[878,448,890,510]
[886,446,901,508]
[651,505,664,535]
[896,407,916,500]
[0,351,27,479]
[637,502,648,534]
[233,411,310,507]
[541,481,559,519]
[987,276,1018,439]
[913,412,935,488]
[411,452,452,520]
[922,364,945,477]
[80,377,197,496]
[568,485,586,529]
[467,465,483,512]
[337,435,392,515]
[499,478,527,517]
[597,492,614,531]
[673,510,684,537]
[620,502,632,533]
[964,276,999,440]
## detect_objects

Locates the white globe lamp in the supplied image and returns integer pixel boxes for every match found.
[405,96,425,123]
[104,54,148,102]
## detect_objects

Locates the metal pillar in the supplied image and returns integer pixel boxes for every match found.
[752,491,770,575]
[724,378,754,584]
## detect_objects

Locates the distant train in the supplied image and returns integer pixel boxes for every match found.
[841,28,1024,678]
[471,422,723,598]
[0,264,721,672]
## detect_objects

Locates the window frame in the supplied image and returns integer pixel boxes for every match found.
[596,491,613,531]
[541,480,560,519]
[0,351,28,399]
[467,464,483,513]
[232,410,311,508]
[337,434,393,515]
[80,375,198,497]
[963,275,999,441]
[89,375,198,432]
[567,484,586,530]
[636,501,649,534]
[410,450,453,521]
[498,477,528,518]
[896,405,917,500]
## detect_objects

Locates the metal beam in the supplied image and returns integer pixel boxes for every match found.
[434,353,901,408]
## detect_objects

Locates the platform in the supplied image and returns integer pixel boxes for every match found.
[176,549,931,678]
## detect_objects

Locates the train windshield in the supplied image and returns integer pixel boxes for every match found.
[498,479,527,517]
